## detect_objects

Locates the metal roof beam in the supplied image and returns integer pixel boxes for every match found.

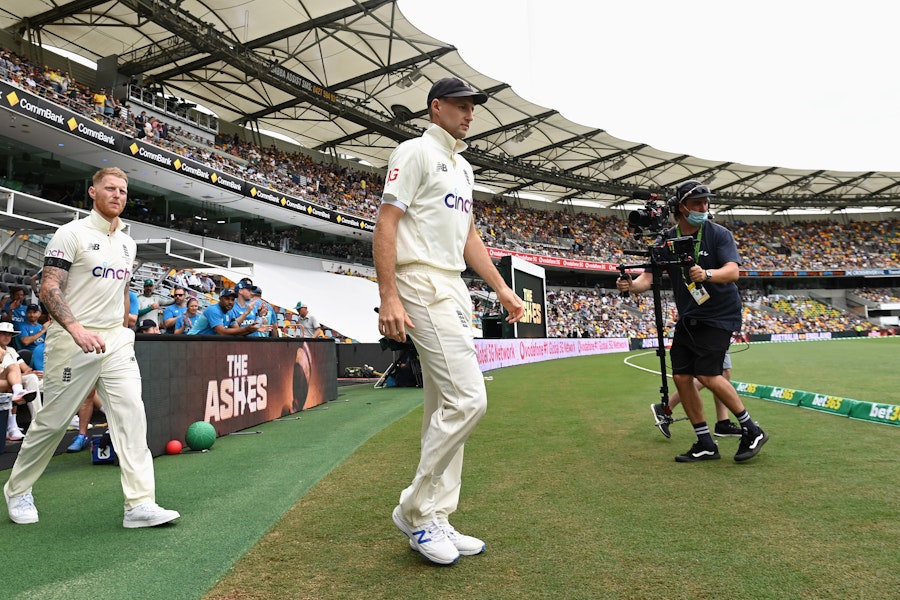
[14,0,110,29]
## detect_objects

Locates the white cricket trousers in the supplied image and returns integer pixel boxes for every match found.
[395,266,487,526]
[7,326,156,510]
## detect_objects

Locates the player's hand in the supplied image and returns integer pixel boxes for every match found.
[69,323,106,354]
[378,297,414,342]
[497,288,525,324]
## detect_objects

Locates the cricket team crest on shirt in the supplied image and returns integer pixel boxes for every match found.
[455,308,470,329]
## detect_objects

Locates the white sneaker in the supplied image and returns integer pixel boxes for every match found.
[439,520,486,555]
[68,415,80,431]
[123,502,181,528]
[6,426,25,441]
[4,482,39,524]
[392,505,459,565]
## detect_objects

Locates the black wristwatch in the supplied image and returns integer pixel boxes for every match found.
[705,269,713,281]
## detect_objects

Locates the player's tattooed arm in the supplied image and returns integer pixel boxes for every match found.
[40,265,77,331]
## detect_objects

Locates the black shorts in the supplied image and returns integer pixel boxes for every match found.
[669,319,731,377]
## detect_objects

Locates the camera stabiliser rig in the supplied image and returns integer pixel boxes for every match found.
[617,189,698,423]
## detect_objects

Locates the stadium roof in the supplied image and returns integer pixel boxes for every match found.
[4,0,900,212]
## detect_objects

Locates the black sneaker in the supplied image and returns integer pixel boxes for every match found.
[650,403,673,439]
[675,442,720,463]
[713,420,743,437]
[734,428,768,462]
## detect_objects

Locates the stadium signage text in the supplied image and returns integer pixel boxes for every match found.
[204,353,268,422]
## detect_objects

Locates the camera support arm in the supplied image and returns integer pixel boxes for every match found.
[618,252,672,408]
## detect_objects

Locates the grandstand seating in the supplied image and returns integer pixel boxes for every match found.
[1,45,896,341]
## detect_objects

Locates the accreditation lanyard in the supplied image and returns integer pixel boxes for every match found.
[675,223,703,265]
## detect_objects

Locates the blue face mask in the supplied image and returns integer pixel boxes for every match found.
[686,210,708,226]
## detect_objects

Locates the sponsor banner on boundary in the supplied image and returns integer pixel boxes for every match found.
[734,381,899,427]
[474,337,629,372]
[849,402,900,427]
[798,392,856,417]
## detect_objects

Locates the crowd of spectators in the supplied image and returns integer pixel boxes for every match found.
[537,287,882,340]
[2,47,898,344]
[852,288,900,304]
[3,45,899,276]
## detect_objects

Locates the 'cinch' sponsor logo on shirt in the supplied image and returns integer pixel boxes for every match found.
[444,191,472,213]
[91,263,132,280]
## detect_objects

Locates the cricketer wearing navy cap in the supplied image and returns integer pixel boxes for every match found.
[376,74,524,565]
[426,77,488,109]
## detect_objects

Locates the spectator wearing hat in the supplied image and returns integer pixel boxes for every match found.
[16,304,49,369]
[188,289,259,336]
[249,286,275,338]
[294,301,323,338]
[138,320,160,334]
[0,321,40,441]
[136,279,165,326]
[227,280,261,332]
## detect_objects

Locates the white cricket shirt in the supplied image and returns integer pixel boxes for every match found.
[381,125,476,272]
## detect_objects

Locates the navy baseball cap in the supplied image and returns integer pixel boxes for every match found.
[427,77,488,108]
[235,281,251,291]
[220,288,237,298]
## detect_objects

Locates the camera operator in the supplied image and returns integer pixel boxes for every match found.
[617,180,768,463]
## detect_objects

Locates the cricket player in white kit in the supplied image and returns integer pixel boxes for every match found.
[4,167,180,528]
[375,77,524,565]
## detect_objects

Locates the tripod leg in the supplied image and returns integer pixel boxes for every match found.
[374,362,397,389]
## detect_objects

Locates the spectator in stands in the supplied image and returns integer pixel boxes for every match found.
[227,280,261,331]
[161,286,188,334]
[294,301,323,338]
[127,287,139,330]
[617,180,767,463]
[1,322,40,441]
[16,304,49,367]
[2,286,28,330]
[92,87,107,114]
[137,279,164,326]
[138,319,160,334]
[174,297,199,334]
[250,287,274,338]
[188,289,258,336]
[198,273,215,293]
